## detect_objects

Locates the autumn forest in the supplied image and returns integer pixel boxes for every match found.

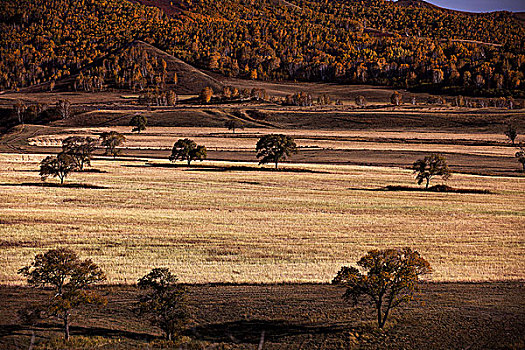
[1,0,524,97]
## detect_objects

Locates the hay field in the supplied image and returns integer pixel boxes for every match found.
[1,153,523,285]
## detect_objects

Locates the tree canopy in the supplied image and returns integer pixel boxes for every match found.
[62,136,97,170]
[18,248,106,340]
[40,153,77,184]
[412,153,451,189]
[130,115,148,133]
[256,134,297,169]
[137,268,189,341]
[100,131,126,159]
[333,247,431,328]
[169,138,207,165]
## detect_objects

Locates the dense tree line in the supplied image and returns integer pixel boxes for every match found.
[0,0,524,97]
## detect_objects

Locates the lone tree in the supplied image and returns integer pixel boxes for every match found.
[256,134,297,169]
[100,131,126,158]
[412,153,451,189]
[333,247,431,329]
[18,248,106,340]
[130,114,148,133]
[504,124,518,145]
[14,100,26,124]
[40,153,77,184]
[200,86,213,104]
[225,119,244,133]
[390,91,402,106]
[169,138,207,165]
[62,136,98,171]
[355,95,366,107]
[137,268,189,341]
[56,99,71,120]
[515,147,525,172]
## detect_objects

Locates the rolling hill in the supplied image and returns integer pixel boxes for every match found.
[21,40,223,95]
[0,0,524,97]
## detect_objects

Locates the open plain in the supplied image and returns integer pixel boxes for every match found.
[1,87,524,349]
[1,150,523,285]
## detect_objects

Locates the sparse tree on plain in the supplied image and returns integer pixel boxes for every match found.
[166,90,177,106]
[62,136,98,171]
[225,119,244,133]
[333,247,431,329]
[515,147,525,172]
[355,95,366,107]
[504,124,518,145]
[130,114,148,133]
[40,153,78,184]
[390,91,402,106]
[100,131,126,158]
[57,99,71,120]
[137,268,189,341]
[412,153,451,189]
[18,248,106,340]
[256,134,297,169]
[200,86,213,104]
[14,100,26,124]
[169,138,207,165]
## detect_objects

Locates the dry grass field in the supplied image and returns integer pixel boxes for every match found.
[1,152,523,285]
[29,126,519,157]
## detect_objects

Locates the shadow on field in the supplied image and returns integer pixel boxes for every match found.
[189,319,347,343]
[123,163,328,174]
[0,323,155,342]
[0,182,108,189]
[348,184,493,194]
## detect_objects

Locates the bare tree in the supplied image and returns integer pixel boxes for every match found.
[504,124,518,145]
[57,99,71,120]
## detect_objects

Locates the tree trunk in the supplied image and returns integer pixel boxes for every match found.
[380,306,391,329]
[377,303,383,328]
[60,175,64,185]
[187,159,191,166]
[425,177,430,189]
[275,161,278,169]
[64,312,70,340]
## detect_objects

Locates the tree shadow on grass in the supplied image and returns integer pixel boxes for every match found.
[188,319,347,344]
[123,163,328,174]
[348,185,492,194]
[0,182,108,189]
[0,323,156,342]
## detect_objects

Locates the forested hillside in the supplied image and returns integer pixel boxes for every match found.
[1,0,524,97]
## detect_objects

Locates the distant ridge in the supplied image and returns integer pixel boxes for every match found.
[395,0,441,10]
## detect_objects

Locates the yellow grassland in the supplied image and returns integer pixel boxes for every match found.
[0,153,523,285]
